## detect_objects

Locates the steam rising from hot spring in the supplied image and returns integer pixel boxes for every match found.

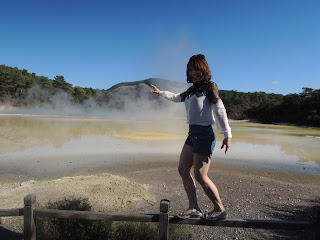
[1,81,188,121]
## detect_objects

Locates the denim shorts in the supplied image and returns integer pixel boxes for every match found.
[185,125,216,155]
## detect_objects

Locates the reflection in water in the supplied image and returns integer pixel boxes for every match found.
[0,114,319,176]
[229,121,320,167]
[122,132,179,139]
[0,114,186,154]
[225,142,319,175]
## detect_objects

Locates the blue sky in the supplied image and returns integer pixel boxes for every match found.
[1,0,319,94]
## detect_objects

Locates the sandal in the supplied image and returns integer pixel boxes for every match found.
[176,209,203,219]
[203,211,228,221]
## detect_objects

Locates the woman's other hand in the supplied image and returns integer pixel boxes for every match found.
[150,84,160,94]
[221,138,231,154]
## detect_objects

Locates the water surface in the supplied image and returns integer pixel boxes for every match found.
[0,114,319,179]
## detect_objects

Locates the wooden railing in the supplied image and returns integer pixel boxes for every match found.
[0,194,319,240]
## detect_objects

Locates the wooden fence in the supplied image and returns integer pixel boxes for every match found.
[0,194,319,240]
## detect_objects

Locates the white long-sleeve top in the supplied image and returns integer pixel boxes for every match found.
[158,84,232,139]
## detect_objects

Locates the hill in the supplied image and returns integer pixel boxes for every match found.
[108,78,189,92]
[104,78,190,116]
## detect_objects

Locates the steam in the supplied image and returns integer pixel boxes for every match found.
[145,30,202,83]
[1,80,189,121]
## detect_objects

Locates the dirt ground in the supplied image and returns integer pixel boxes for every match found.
[1,161,320,240]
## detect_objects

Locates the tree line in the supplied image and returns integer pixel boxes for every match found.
[0,65,319,127]
[0,65,112,107]
[220,88,320,127]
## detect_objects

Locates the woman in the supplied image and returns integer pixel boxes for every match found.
[150,54,231,221]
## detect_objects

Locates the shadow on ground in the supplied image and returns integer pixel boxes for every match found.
[259,196,320,239]
[0,226,23,240]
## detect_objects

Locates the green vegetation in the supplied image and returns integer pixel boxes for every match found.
[245,88,320,127]
[220,88,320,127]
[1,64,319,127]
[220,90,284,120]
[36,197,193,240]
[0,65,110,107]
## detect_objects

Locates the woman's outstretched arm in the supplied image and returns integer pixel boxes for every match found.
[150,84,182,102]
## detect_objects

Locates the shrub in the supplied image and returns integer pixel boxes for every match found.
[36,197,193,240]
[111,222,158,240]
[36,197,112,240]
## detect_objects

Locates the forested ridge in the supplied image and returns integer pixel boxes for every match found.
[1,65,319,127]
[0,65,111,106]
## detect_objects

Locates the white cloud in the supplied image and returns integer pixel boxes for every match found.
[271,81,280,85]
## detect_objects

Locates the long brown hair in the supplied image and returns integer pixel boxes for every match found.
[186,54,212,83]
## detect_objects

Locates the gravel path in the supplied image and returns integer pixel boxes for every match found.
[1,161,319,240]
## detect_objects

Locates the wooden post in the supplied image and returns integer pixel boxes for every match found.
[312,206,320,240]
[24,194,36,240]
[159,199,170,240]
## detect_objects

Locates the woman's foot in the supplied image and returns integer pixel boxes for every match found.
[176,208,203,219]
[203,210,228,221]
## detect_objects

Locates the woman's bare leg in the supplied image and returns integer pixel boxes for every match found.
[193,153,225,216]
[178,144,199,212]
